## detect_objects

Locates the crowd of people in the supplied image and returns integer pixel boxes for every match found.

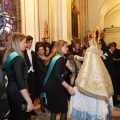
[0,25,120,120]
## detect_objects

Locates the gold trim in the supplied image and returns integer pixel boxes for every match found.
[76,82,114,102]
[42,37,49,42]
[93,25,101,44]
[71,0,80,14]
[78,13,80,39]
[71,12,80,40]
[71,0,80,40]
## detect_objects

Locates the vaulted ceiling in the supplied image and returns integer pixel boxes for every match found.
[99,0,120,29]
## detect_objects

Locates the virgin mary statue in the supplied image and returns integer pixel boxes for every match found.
[69,26,114,120]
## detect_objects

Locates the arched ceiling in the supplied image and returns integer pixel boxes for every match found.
[99,0,120,30]
[105,3,120,20]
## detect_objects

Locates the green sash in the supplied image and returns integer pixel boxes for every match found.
[4,52,20,73]
[42,54,63,105]
[4,52,29,92]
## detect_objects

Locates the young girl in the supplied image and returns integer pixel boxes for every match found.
[3,32,34,120]
[45,40,75,120]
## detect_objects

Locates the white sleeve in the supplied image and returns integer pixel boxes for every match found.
[66,60,75,72]
[75,55,84,61]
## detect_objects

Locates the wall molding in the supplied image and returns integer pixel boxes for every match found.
[105,27,120,33]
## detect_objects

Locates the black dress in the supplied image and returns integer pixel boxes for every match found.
[0,66,9,120]
[36,56,47,96]
[113,49,120,95]
[45,57,68,113]
[6,56,29,120]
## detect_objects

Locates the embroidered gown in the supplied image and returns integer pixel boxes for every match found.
[69,40,114,120]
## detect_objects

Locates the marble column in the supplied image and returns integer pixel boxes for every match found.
[49,0,72,44]
[79,0,89,45]
[20,0,39,50]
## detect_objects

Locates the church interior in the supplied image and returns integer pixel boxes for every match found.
[20,0,120,50]
[0,0,120,49]
[1,0,120,120]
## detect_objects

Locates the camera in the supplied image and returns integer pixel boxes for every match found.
[68,55,74,61]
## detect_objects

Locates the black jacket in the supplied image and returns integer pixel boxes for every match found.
[23,49,36,71]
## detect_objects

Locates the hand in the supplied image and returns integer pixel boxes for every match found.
[69,60,74,64]
[26,102,34,112]
[33,104,40,110]
[67,86,75,96]
[74,56,77,61]
[72,47,76,52]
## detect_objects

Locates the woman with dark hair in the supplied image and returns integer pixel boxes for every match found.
[50,41,56,51]
[35,43,47,112]
[44,42,51,57]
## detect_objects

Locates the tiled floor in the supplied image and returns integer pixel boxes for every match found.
[112,105,120,120]
[32,104,120,120]
[32,109,70,120]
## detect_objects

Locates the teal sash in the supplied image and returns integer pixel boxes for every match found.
[42,54,63,105]
[4,52,30,91]
[4,52,20,73]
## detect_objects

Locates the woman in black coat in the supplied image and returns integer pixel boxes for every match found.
[3,32,34,120]
[35,43,47,112]
[45,40,75,120]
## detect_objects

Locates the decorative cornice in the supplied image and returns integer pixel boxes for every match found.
[105,27,120,33]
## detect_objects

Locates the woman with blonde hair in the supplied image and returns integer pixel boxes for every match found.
[44,40,75,120]
[3,32,34,120]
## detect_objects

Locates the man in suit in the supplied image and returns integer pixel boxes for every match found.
[112,42,120,97]
[23,35,37,115]
[106,43,120,106]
